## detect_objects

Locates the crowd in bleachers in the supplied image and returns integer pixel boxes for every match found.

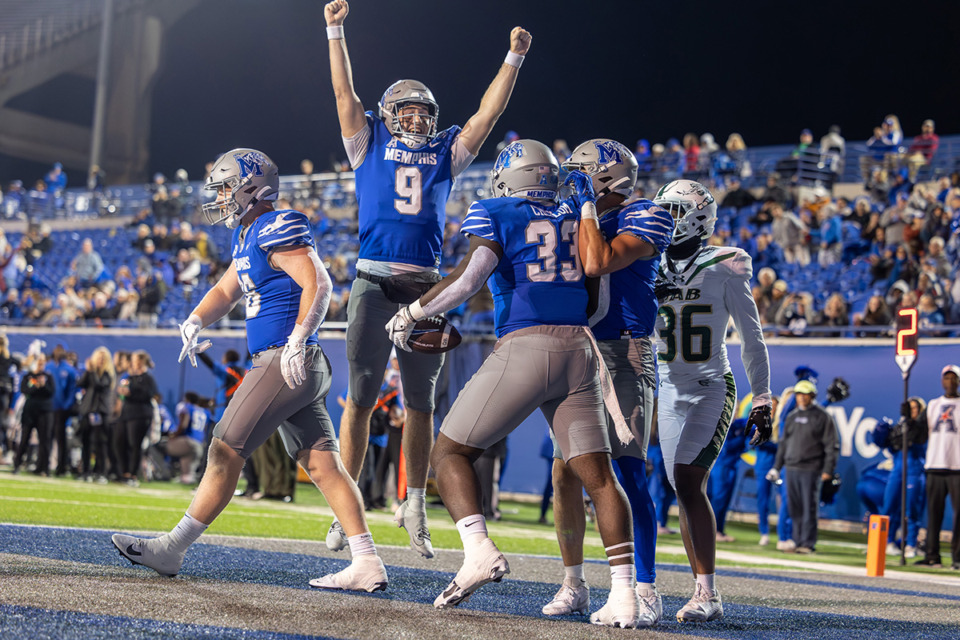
[1,117,959,335]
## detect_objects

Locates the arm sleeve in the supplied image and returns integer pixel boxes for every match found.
[419,246,499,318]
[450,136,478,177]
[342,120,372,170]
[723,253,771,405]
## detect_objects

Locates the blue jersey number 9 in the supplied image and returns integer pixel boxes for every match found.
[394,167,423,215]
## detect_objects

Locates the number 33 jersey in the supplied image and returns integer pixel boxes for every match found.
[231,209,320,355]
[654,245,770,394]
[461,197,587,338]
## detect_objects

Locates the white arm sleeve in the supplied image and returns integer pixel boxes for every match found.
[289,250,332,343]
[450,136,478,177]
[588,274,610,328]
[418,245,499,317]
[342,123,372,170]
[724,274,771,405]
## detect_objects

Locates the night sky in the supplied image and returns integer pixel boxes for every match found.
[4,0,960,185]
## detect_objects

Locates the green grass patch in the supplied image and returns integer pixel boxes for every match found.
[1,472,953,576]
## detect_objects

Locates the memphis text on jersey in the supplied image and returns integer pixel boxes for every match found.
[383,147,438,165]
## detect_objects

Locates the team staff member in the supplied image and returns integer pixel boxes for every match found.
[323,0,531,557]
[113,149,386,592]
[767,379,839,554]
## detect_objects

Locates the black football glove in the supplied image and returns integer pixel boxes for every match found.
[747,405,773,446]
[825,377,850,404]
[654,277,682,303]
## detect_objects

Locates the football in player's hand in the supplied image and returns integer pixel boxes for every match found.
[407,316,462,354]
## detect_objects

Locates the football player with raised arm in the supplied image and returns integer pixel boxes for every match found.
[112,149,387,593]
[385,140,643,628]
[323,0,531,558]
[539,139,674,627]
[651,179,773,622]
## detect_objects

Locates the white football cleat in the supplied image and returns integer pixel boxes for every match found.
[111,533,184,577]
[676,583,723,622]
[309,554,388,593]
[394,499,435,559]
[758,534,770,546]
[590,585,640,628]
[325,520,348,552]
[434,538,509,608]
[776,539,797,552]
[636,586,663,627]
[541,579,589,616]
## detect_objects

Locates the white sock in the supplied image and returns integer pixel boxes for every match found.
[164,513,207,553]
[406,487,425,503]
[610,563,636,587]
[455,514,488,552]
[637,581,656,596]
[347,532,376,557]
[696,573,716,592]
[564,564,585,584]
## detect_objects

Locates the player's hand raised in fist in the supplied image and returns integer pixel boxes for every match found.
[510,27,532,55]
[325,0,349,26]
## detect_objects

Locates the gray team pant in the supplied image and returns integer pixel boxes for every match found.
[346,276,443,413]
[214,345,337,460]
[786,467,822,549]
[552,337,655,461]
[441,325,610,462]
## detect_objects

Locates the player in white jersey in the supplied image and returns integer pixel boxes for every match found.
[652,180,772,622]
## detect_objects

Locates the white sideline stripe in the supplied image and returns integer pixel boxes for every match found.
[657,542,960,588]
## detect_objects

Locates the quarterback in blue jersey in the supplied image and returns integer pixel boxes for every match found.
[386,140,642,628]
[539,139,674,627]
[112,149,387,593]
[324,0,532,558]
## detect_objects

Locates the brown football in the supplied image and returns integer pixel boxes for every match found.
[407,316,462,354]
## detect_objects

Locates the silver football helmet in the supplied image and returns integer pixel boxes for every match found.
[653,179,717,245]
[561,139,638,199]
[202,149,279,229]
[379,79,439,149]
[491,139,559,200]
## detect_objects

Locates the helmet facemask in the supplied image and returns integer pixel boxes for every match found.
[389,102,438,149]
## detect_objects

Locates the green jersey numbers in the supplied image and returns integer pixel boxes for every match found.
[657,303,713,363]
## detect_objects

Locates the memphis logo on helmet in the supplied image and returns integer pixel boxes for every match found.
[496,142,524,171]
[235,151,268,178]
[593,140,628,165]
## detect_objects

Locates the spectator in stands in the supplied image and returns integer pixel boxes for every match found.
[725,133,748,177]
[132,224,152,251]
[761,172,789,207]
[12,350,55,475]
[752,227,785,276]
[906,119,939,182]
[682,133,701,175]
[24,224,53,262]
[763,280,790,326]
[193,230,220,266]
[77,346,115,483]
[925,237,951,280]
[298,158,319,199]
[44,162,67,195]
[865,166,891,203]
[791,129,814,158]
[918,293,945,330]
[552,139,571,162]
[775,292,815,336]
[173,221,196,253]
[820,125,846,158]
[148,173,169,221]
[634,139,652,173]
[813,293,849,336]
[886,168,914,206]
[861,115,904,181]
[174,248,202,290]
[817,206,843,267]
[135,270,165,329]
[151,224,173,251]
[70,238,104,288]
[770,202,809,265]
[115,350,158,486]
[880,192,910,246]
[719,177,756,210]
[665,138,685,180]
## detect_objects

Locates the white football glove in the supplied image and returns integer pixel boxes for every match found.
[765,468,780,483]
[386,307,416,352]
[178,314,211,367]
[280,325,308,389]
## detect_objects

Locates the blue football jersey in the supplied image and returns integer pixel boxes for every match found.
[461,197,588,338]
[591,200,663,340]
[231,209,320,354]
[354,112,460,268]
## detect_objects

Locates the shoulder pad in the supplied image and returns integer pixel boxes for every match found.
[257,210,314,250]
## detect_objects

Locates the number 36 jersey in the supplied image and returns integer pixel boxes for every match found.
[231,209,320,355]
[654,245,770,394]
[461,197,587,338]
